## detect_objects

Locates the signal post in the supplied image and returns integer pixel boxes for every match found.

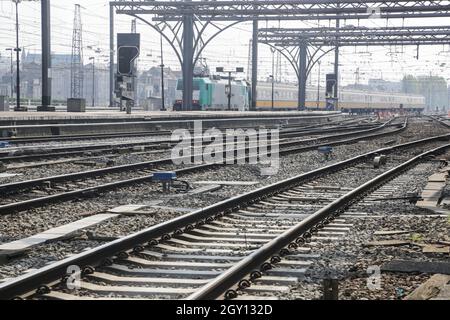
[116,33,140,114]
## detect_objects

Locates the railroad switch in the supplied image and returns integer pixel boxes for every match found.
[318,146,334,160]
[0,141,10,148]
[153,172,177,192]
[374,155,387,168]
[323,279,339,300]
[4,130,16,138]
[152,172,191,193]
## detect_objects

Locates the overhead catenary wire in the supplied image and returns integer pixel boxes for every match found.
[0,0,449,85]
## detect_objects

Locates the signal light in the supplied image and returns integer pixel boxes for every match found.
[118,46,139,76]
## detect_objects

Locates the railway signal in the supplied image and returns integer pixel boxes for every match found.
[216,67,245,111]
[118,46,140,76]
[116,33,140,114]
[326,74,338,111]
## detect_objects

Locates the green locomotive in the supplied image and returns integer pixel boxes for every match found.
[174,77,251,111]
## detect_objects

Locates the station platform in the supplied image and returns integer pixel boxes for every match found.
[0,110,341,122]
[0,110,343,138]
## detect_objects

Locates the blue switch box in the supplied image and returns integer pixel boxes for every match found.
[153,171,177,182]
[0,141,10,148]
[318,146,333,154]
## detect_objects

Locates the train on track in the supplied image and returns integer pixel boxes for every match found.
[174,77,426,114]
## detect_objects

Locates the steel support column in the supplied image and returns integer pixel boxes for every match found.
[182,13,194,111]
[334,18,340,109]
[38,0,53,112]
[251,19,258,111]
[13,1,21,111]
[109,5,115,108]
[298,42,307,111]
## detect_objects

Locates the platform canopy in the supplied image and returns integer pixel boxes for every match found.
[113,1,450,21]
[259,25,450,47]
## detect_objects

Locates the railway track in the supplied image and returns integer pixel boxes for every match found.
[0,119,383,165]
[2,120,375,145]
[0,132,448,300]
[0,119,405,214]
[0,115,366,144]
[429,115,450,129]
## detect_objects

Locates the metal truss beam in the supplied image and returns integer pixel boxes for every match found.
[261,25,450,35]
[111,1,450,21]
[262,38,450,47]
[110,1,450,111]
[259,26,450,43]
[259,26,450,46]
[258,25,450,112]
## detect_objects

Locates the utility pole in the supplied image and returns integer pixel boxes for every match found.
[109,4,114,108]
[5,49,14,99]
[429,71,433,112]
[227,71,232,111]
[131,19,138,107]
[271,75,274,111]
[12,0,23,111]
[89,57,95,107]
[354,67,360,86]
[182,0,194,111]
[251,19,258,111]
[217,67,244,111]
[334,2,341,110]
[247,39,252,81]
[271,48,275,111]
[38,0,54,111]
[317,61,321,109]
[70,4,84,99]
[298,41,307,111]
[160,33,166,111]
[276,50,281,83]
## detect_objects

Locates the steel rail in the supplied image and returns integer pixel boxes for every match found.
[2,130,187,144]
[187,143,450,300]
[2,124,281,144]
[0,164,214,216]
[1,125,268,145]
[0,131,448,299]
[0,120,404,215]
[428,116,450,129]
[0,122,381,162]
[0,119,397,195]
[0,116,368,145]
[0,113,342,131]
[0,126,381,164]
[0,122,403,215]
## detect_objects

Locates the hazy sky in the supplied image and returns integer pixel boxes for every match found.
[0,0,449,87]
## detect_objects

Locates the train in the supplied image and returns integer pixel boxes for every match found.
[173,77,426,113]
[174,77,250,111]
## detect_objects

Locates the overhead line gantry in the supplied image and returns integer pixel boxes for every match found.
[109,1,450,111]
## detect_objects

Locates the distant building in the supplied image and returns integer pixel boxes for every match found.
[137,66,180,110]
[0,51,109,105]
[344,79,402,93]
[83,62,109,107]
[22,52,73,103]
[402,75,449,112]
[448,86,450,112]
[0,51,180,107]
[0,56,12,96]
[368,79,402,93]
